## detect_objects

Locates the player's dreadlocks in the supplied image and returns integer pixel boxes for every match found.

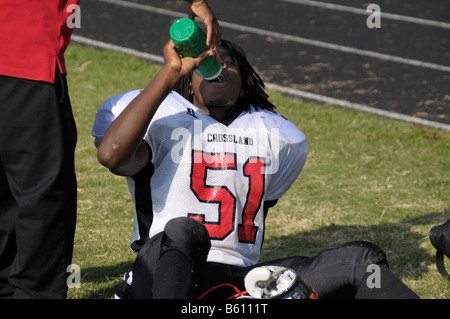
[174,39,276,111]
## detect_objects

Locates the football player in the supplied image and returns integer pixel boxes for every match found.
[93,39,419,299]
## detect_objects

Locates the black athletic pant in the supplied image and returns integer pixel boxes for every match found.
[119,217,419,299]
[0,69,77,298]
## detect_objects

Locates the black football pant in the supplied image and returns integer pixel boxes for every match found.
[120,217,419,299]
[0,69,77,298]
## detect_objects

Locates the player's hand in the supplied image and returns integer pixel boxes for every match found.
[187,0,222,51]
[163,39,213,79]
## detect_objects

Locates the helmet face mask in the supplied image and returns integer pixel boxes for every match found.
[244,266,318,299]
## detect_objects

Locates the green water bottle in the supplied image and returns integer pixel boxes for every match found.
[169,18,222,80]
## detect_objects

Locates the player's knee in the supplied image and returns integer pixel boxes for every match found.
[339,241,389,267]
[161,217,211,261]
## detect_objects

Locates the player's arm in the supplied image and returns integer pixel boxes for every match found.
[186,0,222,51]
[97,40,213,176]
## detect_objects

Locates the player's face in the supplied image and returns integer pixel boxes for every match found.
[191,47,243,118]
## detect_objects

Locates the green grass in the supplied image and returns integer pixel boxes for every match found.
[65,44,449,299]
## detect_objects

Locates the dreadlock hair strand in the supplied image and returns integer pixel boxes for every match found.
[219,40,275,111]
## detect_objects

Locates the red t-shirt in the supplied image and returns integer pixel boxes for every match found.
[0,0,80,83]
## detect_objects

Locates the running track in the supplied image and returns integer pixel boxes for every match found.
[72,0,450,130]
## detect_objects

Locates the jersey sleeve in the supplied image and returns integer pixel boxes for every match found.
[264,117,308,201]
[91,89,142,147]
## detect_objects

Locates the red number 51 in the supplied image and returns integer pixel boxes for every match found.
[189,151,265,244]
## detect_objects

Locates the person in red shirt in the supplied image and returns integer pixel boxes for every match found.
[0,0,80,299]
[0,0,221,299]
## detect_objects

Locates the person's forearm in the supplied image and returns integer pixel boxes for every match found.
[97,37,210,173]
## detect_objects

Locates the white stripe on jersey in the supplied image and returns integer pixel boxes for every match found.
[93,90,307,267]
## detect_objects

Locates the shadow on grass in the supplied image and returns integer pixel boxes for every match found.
[71,261,131,299]
[261,211,449,280]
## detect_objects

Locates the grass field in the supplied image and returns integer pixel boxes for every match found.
[65,44,449,299]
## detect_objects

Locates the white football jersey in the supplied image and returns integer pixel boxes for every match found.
[92,90,307,267]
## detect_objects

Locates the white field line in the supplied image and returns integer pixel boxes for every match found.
[96,0,450,73]
[281,0,450,30]
[71,35,450,131]
[265,82,450,131]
